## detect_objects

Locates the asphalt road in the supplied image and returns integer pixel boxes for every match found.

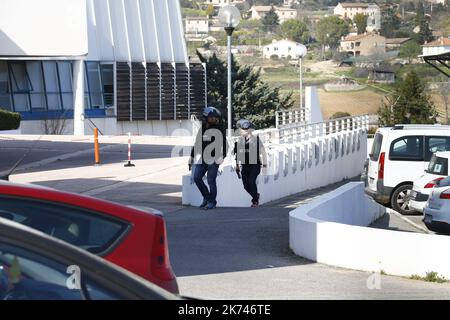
[6,137,450,299]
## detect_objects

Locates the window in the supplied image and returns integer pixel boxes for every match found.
[370,133,383,161]
[27,62,46,111]
[57,61,73,110]
[0,243,83,300]
[0,62,11,110]
[426,154,448,176]
[86,62,104,109]
[100,64,114,107]
[0,197,130,255]
[43,61,61,110]
[0,243,122,300]
[389,136,423,161]
[10,62,31,111]
[424,136,450,161]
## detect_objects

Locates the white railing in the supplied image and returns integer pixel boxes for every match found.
[277,115,369,144]
[276,109,308,128]
[182,124,368,207]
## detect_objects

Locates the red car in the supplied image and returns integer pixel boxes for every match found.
[0,181,178,294]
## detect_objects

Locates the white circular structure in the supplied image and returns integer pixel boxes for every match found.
[218,5,241,28]
[296,43,307,58]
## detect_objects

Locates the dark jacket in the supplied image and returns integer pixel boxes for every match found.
[190,122,228,165]
[233,135,267,166]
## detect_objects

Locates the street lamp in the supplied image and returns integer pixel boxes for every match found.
[296,44,307,114]
[218,5,241,139]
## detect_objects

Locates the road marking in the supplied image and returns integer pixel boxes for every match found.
[387,208,432,234]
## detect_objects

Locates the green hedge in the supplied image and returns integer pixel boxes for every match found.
[0,109,21,130]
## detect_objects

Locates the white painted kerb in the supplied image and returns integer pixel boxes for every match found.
[290,182,450,278]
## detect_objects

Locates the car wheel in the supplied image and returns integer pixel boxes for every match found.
[391,184,415,215]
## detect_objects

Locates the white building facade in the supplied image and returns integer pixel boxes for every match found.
[263,39,303,59]
[185,17,209,35]
[334,2,381,31]
[0,0,206,136]
[249,6,298,23]
[422,38,450,56]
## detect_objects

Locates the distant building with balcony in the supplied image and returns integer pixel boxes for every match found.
[185,17,209,36]
[340,33,386,57]
[249,6,298,23]
[334,2,381,31]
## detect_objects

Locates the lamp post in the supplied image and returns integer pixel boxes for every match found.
[296,44,307,114]
[218,5,241,139]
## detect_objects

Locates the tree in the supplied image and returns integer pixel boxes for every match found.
[414,2,432,44]
[436,81,450,124]
[262,7,279,33]
[438,14,450,37]
[330,112,351,119]
[378,71,437,126]
[205,4,214,18]
[353,13,368,34]
[316,16,349,50]
[280,19,310,43]
[380,6,401,37]
[399,40,421,63]
[197,52,294,129]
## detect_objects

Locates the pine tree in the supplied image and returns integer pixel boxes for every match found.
[198,52,294,129]
[414,2,432,44]
[262,7,280,33]
[378,71,437,126]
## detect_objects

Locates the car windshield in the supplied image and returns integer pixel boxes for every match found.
[370,133,383,161]
[426,155,448,175]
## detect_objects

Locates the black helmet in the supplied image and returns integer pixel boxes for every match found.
[236,119,254,130]
[202,106,221,120]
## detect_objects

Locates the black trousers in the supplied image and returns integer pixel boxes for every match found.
[241,164,261,203]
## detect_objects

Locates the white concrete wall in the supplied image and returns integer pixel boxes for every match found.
[289,182,450,278]
[19,119,195,136]
[182,129,367,207]
[0,0,87,57]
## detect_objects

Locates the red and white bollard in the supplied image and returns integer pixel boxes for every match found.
[124,132,135,167]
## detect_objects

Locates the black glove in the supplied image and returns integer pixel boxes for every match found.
[188,164,192,171]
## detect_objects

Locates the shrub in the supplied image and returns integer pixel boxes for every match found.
[330,112,351,119]
[0,109,21,130]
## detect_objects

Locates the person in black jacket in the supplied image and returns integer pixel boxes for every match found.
[188,106,228,210]
[233,119,267,207]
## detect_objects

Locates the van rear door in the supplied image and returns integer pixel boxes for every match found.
[367,132,383,192]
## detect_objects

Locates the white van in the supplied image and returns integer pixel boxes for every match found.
[365,125,450,215]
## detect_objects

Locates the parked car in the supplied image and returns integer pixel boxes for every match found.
[409,152,450,213]
[423,177,450,234]
[0,217,177,300]
[365,124,450,215]
[0,181,178,294]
